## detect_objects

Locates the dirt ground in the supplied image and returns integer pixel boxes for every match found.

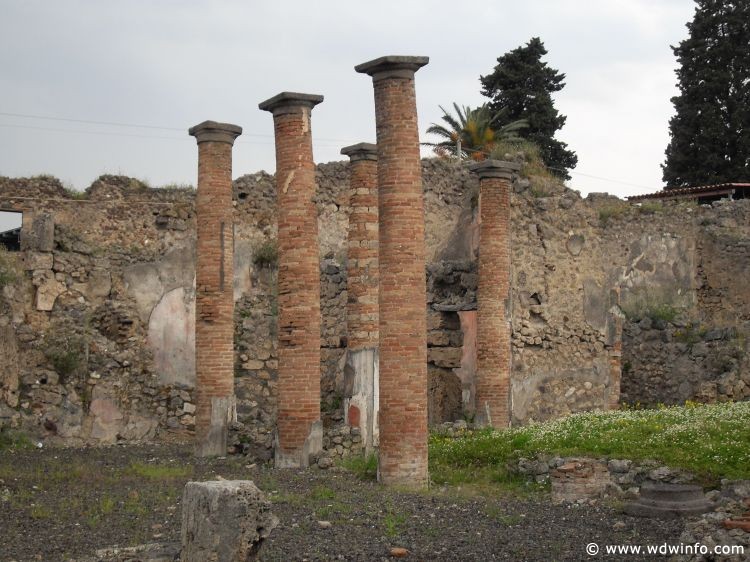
[0,444,684,561]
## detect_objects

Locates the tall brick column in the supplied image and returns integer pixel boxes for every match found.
[341,142,379,454]
[189,120,242,457]
[470,160,519,428]
[259,92,324,468]
[356,56,429,488]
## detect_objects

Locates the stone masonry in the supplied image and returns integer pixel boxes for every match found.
[356,56,430,488]
[189,121,242,457]
[259,92,324,468]
[471,160,518,428]
[340,142,379,454]
[1,163,748,452]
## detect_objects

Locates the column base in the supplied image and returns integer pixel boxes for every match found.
[343,347,379,454]
[195,396,236,457]
[274,420,323,468]
[377,454,429,490]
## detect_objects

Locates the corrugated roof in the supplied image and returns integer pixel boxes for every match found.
[628,183,750,201]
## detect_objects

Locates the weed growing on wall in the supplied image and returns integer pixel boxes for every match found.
[42,330,88,383]
[253,239,278,268]
[0,244,20,290]
[619,287,690,323]
[598,203,630,226]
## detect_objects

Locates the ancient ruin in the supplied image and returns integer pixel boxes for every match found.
[355,56,431,488]
[340,142,379,454]
[189,120,242,457]
[259,92,325,468]
[1,160,748,449]
[470,159,518,428]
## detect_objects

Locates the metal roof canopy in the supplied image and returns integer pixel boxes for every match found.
[628,183,750,202]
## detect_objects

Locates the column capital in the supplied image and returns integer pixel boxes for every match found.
[469,160,521,180]
[258,91,324,116]
[189,121,242,145]
[355,55,429,81]
[341,142,378,162]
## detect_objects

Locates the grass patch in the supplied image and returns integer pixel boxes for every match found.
[383,511,406,537]
[429,402,750,485]
[489,139,553,181]
[159,182,195,191]
[636,201,663,215]
[124,462,192,480]
[310,485,336,501]
[63,185,88,200]
[30,504,53,520]
[123,490,149,516]
[598,203,630,226]
[338,453,378,480]
[0,429,34,452]
[484,505,522,526]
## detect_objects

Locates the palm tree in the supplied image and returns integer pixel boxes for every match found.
[424,103,528,160]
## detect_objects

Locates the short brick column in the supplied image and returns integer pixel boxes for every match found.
[259,92,324,468]
[341,142,379,454]
[470,160,519,428]
[189,120,242,457]
[356,56,429,488]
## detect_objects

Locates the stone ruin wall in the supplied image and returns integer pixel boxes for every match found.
[0,160,748,455]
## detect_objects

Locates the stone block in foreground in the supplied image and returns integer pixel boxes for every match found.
[181,480,278,562]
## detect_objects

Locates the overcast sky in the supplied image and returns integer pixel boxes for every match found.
[0,0,696,221]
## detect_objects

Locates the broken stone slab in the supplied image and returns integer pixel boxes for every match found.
[181,480,278,562]
[90,542,180,562]
[35,274,66,311]
[624,481,713,519]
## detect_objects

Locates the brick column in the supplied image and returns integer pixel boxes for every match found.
[470,160,519,428]
[189,120,242,457]
[341,142,379,454]
[356,56,429,488]
[259,92,324,468]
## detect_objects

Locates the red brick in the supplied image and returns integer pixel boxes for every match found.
[259,93,324,467]
[470,160,517,428]
[189,120,242,456]
[356,56,429,489]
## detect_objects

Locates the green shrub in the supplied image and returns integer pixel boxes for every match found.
[42,332,86,381]
[338,453,378,480]
[489,139,552,180]
[674,324,707,346]
[253,240,278,268]
[620,289,688,323]
[648,303,679,323]
[598,203,630,226]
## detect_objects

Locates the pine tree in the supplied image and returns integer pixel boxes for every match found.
[662,0,750,188]
[480,37,578,180]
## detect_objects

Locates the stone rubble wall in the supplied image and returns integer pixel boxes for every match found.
[1,161,749,456]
